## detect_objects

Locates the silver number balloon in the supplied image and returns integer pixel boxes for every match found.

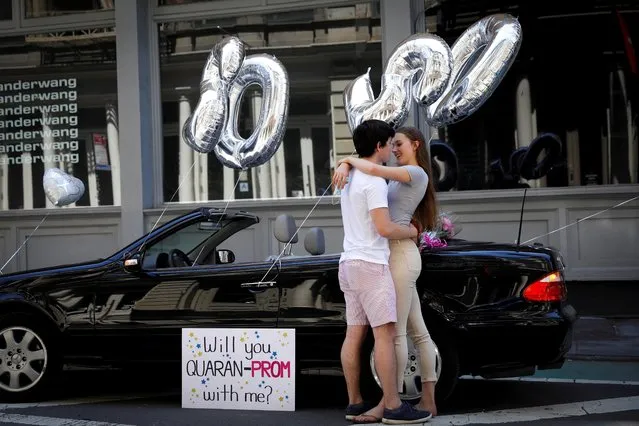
[215,54,289,169]
[426,14,523,127]
[344,33,453,132]
[43,168,85,207]
[182,36,289,170]
[183,37,246,153]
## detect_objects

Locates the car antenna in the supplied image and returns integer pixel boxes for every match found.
[516,187,528,248]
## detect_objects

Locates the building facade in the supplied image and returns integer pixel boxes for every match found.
[0,0,637,282]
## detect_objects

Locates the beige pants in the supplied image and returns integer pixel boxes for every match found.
[389,238,438,388]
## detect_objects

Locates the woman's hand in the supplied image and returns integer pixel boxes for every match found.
[332,162,351,190]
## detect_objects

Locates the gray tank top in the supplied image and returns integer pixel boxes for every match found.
[388,165,429,226]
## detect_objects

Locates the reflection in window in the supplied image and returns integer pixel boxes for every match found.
[158,2,382,202]
[24,0,114,18]
[0,1,11,20]
[425,5,638,191]
[0,27,118,210]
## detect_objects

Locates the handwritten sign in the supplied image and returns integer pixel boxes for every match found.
[181,328,295,411]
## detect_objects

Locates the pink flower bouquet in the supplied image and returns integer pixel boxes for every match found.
[418,212,462,251]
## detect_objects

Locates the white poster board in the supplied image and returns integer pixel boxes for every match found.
[181,328,296,411]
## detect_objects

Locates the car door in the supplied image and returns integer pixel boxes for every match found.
[92,213,279,366]
[274,255,346,369]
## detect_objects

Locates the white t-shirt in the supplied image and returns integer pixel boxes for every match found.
[339,168,390,265]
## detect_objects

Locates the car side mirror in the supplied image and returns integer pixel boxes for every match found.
[123,252,143,273]
[216,249,235,264]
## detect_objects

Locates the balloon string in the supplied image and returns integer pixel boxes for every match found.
[521,194,639,245]
[191,173,243,266]
[259,149,356,282]
[0,213,50,275]
[140,159,197,251]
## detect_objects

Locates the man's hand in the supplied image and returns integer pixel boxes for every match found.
[409,222,419,243]
[332,163,351,190]
[409,223,418,239]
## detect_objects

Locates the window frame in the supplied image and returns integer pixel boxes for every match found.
[149,0,372,208]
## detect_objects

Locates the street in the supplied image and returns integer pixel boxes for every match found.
[0,362,637,426]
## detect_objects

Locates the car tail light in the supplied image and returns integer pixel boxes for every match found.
[523,272,567,302]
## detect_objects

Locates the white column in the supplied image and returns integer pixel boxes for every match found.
[250,90,272,199]
[106,104,121,205]
[41,111,56,208]
[223,168,235,199]
[64,161,77,208]
[86,145,99,207]
[275,143,287,198]
[21,154,33,209]
[0,155,7,210]
[300,136,316,197]
[178,95,194,202]
[515,78,542,188]
[199,152,208,201]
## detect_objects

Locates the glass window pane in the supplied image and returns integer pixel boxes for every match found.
[0,27,119,210]
[24,0,114,19]
[0,1,11,20]
[158,0,211,5]
[431,6,639,192]
[158,1,382,202]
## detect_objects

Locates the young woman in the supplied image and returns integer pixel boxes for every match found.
[332,126,440,421]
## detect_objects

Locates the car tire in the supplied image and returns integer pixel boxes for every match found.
[366,331,459,407]
[0,313,61,402]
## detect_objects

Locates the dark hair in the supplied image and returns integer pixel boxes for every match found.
[396,126,439,232]
[352,119,395,158]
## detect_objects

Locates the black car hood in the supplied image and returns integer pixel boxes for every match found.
[0,257,112,288]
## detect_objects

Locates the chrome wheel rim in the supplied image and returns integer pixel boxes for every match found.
[0,326,48,393]
[370,338,441,401]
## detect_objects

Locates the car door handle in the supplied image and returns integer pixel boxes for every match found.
[241,281,276,289]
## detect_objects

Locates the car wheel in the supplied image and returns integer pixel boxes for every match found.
[368,333,459,405]
[0,314,60,402]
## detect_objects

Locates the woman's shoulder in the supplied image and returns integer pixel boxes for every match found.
[403,165,428,183]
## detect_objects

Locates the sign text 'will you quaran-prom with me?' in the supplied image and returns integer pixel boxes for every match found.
[182,328,296,411]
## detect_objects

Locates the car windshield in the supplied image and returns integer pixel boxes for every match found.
[141,217,231,268]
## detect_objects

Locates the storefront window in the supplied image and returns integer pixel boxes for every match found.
[23,0,114,19]
[158,0,211,5]
[0,27,119,210]
[424,4,638,191]
[0,2,11,21]
[158,1,382,202]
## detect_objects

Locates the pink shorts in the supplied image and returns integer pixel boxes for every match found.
[338,259,397,327]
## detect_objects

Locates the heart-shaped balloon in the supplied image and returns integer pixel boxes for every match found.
[43,168,85,207]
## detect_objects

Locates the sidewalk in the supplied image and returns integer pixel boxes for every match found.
[568,316,639,361]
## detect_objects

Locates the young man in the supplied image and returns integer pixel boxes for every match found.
[337,119,432,424]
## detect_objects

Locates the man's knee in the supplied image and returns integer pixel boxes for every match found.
[345,325,368,343]
[372,322,396,341]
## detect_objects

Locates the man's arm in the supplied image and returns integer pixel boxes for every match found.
[370,207,418,240]
[364,178,418,240]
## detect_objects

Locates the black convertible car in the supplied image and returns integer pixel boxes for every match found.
[0,207,576,403]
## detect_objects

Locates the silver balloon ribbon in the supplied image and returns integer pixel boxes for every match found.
[344,32,452,132]
[426,13,523,127]
[521,195,639,245]
[215,54,290,169]
[0,213,50,275]
[183,37,246,153]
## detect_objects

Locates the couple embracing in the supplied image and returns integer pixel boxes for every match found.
[332,119,439,424]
